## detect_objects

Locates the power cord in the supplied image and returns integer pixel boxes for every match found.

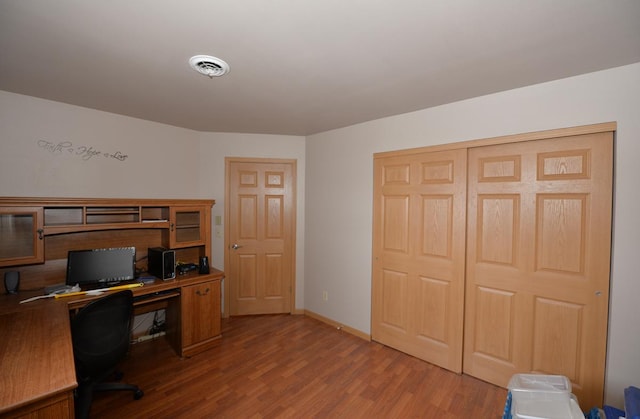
[148,310,166,335]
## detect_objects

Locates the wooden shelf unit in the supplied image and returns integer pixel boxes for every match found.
[0,197,214,285]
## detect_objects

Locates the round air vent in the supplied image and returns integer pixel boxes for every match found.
[189,55,230,78]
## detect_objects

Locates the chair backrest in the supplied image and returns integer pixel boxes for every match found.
[71,290,134,379]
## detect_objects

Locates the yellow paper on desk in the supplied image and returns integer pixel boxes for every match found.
[54,282,143,299]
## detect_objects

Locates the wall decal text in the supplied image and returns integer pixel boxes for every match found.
[37,140,129,162]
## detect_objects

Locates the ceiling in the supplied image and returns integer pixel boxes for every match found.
[1,1,639,136]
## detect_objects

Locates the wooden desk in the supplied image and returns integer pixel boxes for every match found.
[0,299,75,418]
[0,269,223,418]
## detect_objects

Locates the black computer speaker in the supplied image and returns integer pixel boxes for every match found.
[4,271,20,294]
[198,256,210,274]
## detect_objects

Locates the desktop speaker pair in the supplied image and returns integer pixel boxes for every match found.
[4,271,19,294]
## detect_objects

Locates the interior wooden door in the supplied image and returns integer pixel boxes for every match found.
[463,132,613,409]
[226,159,296,315]
[372,149,467,373]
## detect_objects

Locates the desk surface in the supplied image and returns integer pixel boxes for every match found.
[0,299,76,414]
[0,269,224,416]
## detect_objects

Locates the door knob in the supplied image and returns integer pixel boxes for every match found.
[231,243,242,250]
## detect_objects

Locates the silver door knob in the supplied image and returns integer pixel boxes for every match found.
[231,243,242,250]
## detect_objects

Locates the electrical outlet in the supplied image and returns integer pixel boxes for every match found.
[322,291,328,301]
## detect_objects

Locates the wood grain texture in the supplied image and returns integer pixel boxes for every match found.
[464,132,613,409]
[372,149,467,373]
[0,302,76,416]
[90,315,507,418]
[0,197,215,290]
[226,159,296,316]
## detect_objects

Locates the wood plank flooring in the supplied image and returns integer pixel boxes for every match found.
[91,314,507,418]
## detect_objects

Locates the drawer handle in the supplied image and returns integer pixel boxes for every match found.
[196,288,210,296]
[37,229,44,240]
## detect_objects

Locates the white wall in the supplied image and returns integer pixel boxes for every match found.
[305,62,640,408]
[0,91,306,309]
[0,91,202,198]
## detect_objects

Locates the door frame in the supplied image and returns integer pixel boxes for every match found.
[223,157,297,318]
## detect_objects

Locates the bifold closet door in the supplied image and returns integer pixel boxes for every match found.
[463,132,613,409]
[372,149,467,373]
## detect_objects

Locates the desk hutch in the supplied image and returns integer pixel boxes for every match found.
[0,197,224,418]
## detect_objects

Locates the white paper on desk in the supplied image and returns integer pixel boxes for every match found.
[19,284,81,304]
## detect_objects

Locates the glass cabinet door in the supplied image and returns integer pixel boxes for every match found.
[169,206,206,248]
[0,207,44,267]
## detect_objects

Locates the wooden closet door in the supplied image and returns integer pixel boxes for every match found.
[372,149,467,372]
[464,132,613,409]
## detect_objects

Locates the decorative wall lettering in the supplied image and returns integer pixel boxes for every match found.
[37,140,129,161]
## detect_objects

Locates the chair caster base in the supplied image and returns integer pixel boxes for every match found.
[134,389,144,400]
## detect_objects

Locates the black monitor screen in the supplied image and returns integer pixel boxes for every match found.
[66,247,136,286]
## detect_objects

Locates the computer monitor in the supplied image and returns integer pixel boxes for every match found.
[66,247,136,287]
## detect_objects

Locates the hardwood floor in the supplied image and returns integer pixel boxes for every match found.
[91,314,507,418]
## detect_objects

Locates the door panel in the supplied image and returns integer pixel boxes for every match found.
[0,207,44,267]
[372,149,467,373]
[464,132,613,409]
[227,160,295,315]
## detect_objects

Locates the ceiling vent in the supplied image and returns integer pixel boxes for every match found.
[189,55,230,78]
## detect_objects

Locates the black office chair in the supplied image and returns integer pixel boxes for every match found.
[71,290,144,419]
